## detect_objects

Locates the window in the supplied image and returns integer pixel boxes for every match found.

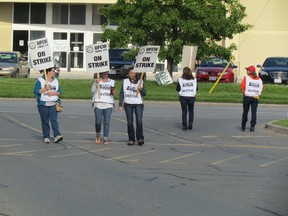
[53,4,68,24]
[14,3,29,23]
[70,33,84,68]
[52,4,85,25]
[70,5,86,25]
[31,3,46,24]
[92,5,101,25]
[93,33,102,44]
[30,31,45,40]
[70,33,84,51]
[13,3,46,24]
[53,32,67,40]
[96,5,117,26]
[53,33,68,68]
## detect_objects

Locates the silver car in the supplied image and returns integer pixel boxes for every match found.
[0,51,30,78]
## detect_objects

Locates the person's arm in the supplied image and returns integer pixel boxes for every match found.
[34,78,50,95]
[176,82,181,92]
[240,77,246,96]
[57,85,62,96]
[140,81,146,97]
[118,82,124,110]
[33,79,41,95]
[91,81,97,94]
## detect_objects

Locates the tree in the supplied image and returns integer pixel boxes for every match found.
[100,0,251,74]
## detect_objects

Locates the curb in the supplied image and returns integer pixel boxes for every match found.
[265,121,288,134]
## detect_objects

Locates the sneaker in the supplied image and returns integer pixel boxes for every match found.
[54,135,63,143]
[44,138,50,144]
[138,139,144,146]
[127,141,135,146]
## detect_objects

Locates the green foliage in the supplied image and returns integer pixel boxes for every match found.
[0,78,287,105]
[99,0,252,67]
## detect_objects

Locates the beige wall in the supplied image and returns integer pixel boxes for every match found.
[0,3,12,51]
[236,0,288,78]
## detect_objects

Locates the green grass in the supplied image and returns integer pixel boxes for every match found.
[0,77,287,104]
[272,120,288,127]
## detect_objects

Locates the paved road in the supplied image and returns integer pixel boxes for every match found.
[0,99,287,216]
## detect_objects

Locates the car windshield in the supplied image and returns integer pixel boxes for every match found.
[0,53,17,63]
[109,49,132,61]
[200,58,230,67]
[263,58,288,67]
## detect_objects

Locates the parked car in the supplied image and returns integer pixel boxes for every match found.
[0,51,30,78]
[108,48,134,78]
[257,57,288,84]
[196,57,237,83]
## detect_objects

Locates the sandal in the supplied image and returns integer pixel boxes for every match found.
[95,134,101,144]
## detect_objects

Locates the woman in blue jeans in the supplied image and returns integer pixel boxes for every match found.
[92,71,115,145]
[119,68,146,146]
[34,67,63,144]
[176,67,197,130]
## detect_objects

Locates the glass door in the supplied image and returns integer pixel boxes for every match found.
[70,33,84,68]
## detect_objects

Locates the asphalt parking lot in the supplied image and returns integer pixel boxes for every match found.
[0,99,287,216]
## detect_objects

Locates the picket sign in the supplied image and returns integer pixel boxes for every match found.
[154,69,173,85]
[85,42,110,98]
[134,45,160,96]
[28,37,54,84]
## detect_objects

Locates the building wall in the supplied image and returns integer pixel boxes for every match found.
[236,0,288,78]
[0,3,12,51]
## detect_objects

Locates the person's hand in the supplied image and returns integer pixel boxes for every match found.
[44,85,50,91]
[40,85,50,94]
[47,91,57,97]
[95,78,100,83]
[119,106,123,112]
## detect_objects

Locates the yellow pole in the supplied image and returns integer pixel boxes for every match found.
[136,72,144,96]
[209,56,235,94]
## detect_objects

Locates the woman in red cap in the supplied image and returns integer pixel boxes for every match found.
[240,65,263,132]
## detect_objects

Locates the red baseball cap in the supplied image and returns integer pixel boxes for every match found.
[245,65,256,73]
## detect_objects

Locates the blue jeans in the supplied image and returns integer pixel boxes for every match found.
[124,104,144,142]
[242,96,259,127]
[38,105,61,139]
[179,96,195,127]
[94,107,113,139]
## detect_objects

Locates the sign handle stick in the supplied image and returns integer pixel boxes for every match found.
[44,69,49,86]
[136,72,144,96]
[209,56,235,94]
[97,73,101,98]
